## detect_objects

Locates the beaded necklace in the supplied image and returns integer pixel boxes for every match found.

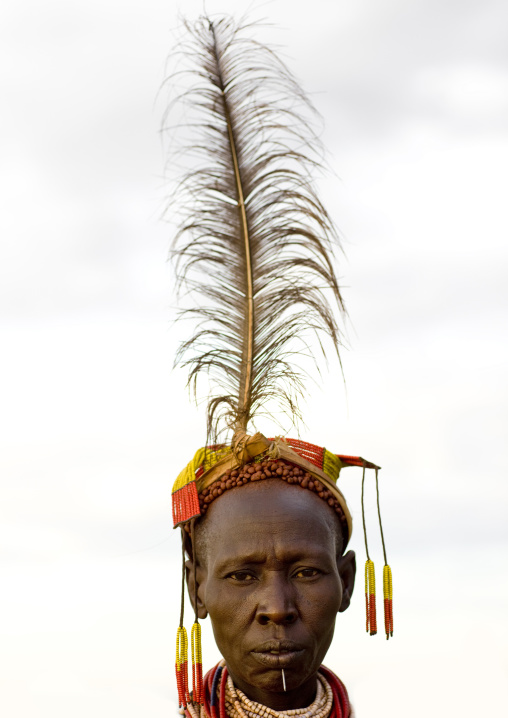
[183,663,351,718]
[225,672,333,718]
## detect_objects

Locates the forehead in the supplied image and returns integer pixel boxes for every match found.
[197,479,340,562]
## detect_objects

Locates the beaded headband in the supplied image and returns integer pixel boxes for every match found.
[171,432,380,544]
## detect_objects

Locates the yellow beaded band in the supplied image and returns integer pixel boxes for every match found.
[365,559,377,636]
[175,626,189,706]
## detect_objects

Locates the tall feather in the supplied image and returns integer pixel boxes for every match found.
[164,16,347,441]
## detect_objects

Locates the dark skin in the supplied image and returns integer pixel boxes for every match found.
[186,479,356,711]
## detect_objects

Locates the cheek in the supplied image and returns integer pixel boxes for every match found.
[300,576,342,628]
[204,582,252,638]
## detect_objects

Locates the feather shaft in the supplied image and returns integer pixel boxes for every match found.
[211,23,254,430]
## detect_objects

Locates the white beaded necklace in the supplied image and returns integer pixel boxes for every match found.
[225,672,333,718]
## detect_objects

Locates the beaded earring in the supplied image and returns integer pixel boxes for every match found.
[176,539,189,707]
[190,519,204,705]
[175,522,204,711]
[362,467,377,635]
[375,469,393,639]
[361,465,393,640]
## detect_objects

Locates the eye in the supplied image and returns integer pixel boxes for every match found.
[226,571,257,582]
[293,568,320,579]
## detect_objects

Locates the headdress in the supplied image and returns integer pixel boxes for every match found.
[163,16,393,713]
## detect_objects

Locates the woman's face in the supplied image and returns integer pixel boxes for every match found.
[191,479,356,710]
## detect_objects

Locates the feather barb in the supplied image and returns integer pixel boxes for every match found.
[164,16,347,442]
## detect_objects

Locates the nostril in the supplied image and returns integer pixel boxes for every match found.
[257,612,295,626]
[256,604,298,626]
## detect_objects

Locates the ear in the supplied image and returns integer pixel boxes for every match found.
[337,550,356,612]
[185,558,208,619]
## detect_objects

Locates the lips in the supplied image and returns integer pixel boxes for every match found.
[250,640,306,668]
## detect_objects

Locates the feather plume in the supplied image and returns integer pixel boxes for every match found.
[164,16,347,442]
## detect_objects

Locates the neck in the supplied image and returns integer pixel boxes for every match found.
[228,668,318,711]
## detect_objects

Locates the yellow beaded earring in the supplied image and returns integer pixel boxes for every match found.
[375,468,393,639]
[362,465,377,635]
[190,519,203,705]
[176,539,189,706]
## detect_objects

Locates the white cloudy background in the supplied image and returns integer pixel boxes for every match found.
[1,0,507,716]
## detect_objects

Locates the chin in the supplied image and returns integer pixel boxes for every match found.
[233,655,318,693]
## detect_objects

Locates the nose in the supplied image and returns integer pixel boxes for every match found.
[255,573,298,626]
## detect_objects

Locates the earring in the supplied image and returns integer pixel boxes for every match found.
[191,621,203,704]
[176,625,189,706]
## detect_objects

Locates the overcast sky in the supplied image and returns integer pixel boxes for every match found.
[1,1,507,716]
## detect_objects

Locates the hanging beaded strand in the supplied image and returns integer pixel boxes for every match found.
[375,468,394,639]
[191,519,204,704]
[361,465,377,636]
[176,535,190,707]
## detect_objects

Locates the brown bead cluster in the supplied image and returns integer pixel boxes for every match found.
[189,458,348,541]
